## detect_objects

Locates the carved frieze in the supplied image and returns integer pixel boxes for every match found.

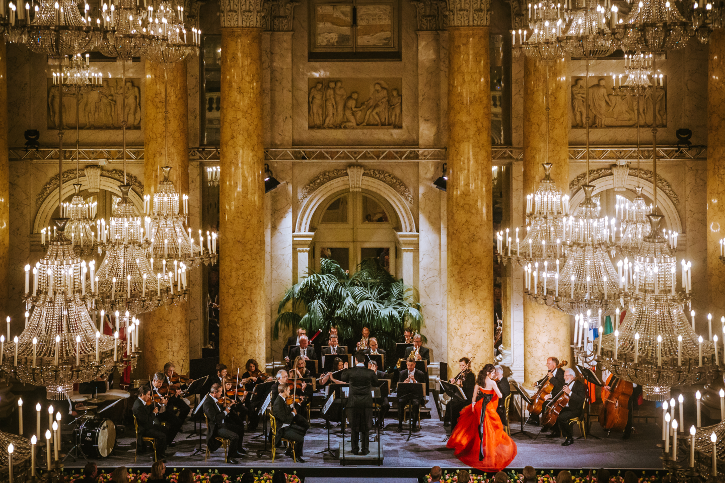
[219,0,267,28]
[569,167,679,206]
[308,78,402,129]
[299,168,413,205]
[36,168,144,208]
[84,166,101,193]
[411,0,446,31]
[444,0,491,27]
[571,76,667,129]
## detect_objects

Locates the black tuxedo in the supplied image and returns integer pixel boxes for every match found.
[323,345,347,357]
[532,367,565,424]
[404,346,430,363]
[151,386,183,444]
[272,396,309,456]
[202,394,244,456]
[555,380,586,438]
[372,370,391,426]
[132,398,168,457]
[341,365,378,452]
[288,345,317,362]
[497,377,511,425]
[447,371,476,430]
[283,336,299,359]
[397,368,426,426]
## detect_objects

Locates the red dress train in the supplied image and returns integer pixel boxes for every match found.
[446,388,517,471]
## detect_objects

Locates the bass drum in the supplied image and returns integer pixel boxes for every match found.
[80,419,116,458]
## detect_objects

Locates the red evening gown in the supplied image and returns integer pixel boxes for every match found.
[446,388,517,471]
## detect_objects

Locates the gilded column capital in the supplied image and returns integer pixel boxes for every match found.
[506,0,526,29]
[265,0,298,31]
[444,0,491,27]
[410,0,446,31]
[220,0,267,28]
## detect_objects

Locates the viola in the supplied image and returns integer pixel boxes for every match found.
[527,360,568,416]
[599,375,633,433]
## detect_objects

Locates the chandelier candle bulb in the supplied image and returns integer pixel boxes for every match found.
[54,335,59,366]
[99,310,104,334]
[113,331,118,361]
[716,335,720,365]
[665,413,671,452]
[657,335,662,366]
[47,405,53,439]
[720,389,724,419]
[635,333,640,362]
[697,391,702,427]
[699,336,704,366]
[35,403,41,438]
[127,275,131,299]
[30,435,36,477]
[672,419,679,458]
[111,277,116,300]
[615,307,620,331]
[615,330,619,360]
[75,335,80,366]
[45,430,51,470]
[95,331,99,362]
[14,336,18,365]
[678,335,682,366]
[692,310,696,330]
[115,311,119,332]
[24,264,29,293]
[32,337,36,366]
[713,433,718,476]
[134,319,139,347]
[678,394,684,432]
[17,398,22,435]
[52,421,58,461]
[709,313,713,341]
[689,426,696,467]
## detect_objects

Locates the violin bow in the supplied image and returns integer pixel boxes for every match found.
[236,368,240,403]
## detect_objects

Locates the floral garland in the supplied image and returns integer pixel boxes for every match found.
[425,470,664,483]
[64,469,301,483]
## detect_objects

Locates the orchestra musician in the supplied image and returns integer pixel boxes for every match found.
[356,327,371,351]
[284,328,307,362]
[602,374,642,439]
[445,357,476,431]
[403,328,414,344]
[404,334,430,363]
[132,385,169,461]
[203,383,246,463]
[494,365,511,426]
[531,357,565,426]
[322,334,347,356]
[222,376,249,427]
[368,359,390,428]
[162,362,192,425]
[397,356,426,432]
[288,335,317,363]
[545,368,586,446]
[151,373,183,446]
[241,359,268,430]
[324,327,339,346]
[319,357,347,429]
[365,337,386,357]
[290,356,313,413]
[272,383,310,463]
[270,370,288,406]
[341,353,378,455]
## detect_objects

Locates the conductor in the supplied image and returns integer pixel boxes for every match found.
[341,353,378,455]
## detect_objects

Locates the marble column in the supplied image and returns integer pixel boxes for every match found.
[219,9,266,367]
[707,30,725,318]
[0,42,7,322]
[446,2,493,369]
[522,56,571,388]
[141,59,190,376]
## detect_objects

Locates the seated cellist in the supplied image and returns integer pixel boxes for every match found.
[544,368,585,446]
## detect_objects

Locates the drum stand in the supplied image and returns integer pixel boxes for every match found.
[63,416,88,462]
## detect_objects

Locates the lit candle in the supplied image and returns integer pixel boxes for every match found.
[52,421,58,461]
[95,331,100,362]
[32,337,37,366]
[665,413,671,452]
[699,336,704,367]
[31,435,36,477]
[672,419,678,459]
[45,430,51,471]
[678,335,682,366]
[127,274,131,299]
[614,330,619,360]
[690,426,696,467]
[35,403,41,437]
[678,394,684,433]
[713,432,718,476]
[47,405,53,438]
[721,389,725,420]
[54,335,60,366]
[691,310,696,330]
[113,331,118,361]
[24,264,29,293]
[7,443,13,482]
[634,333,640,363]
[663,401,669,440]
[75,335,80,366]
[5,316,9,341]
[17,398,23,435]
[142,273,147,298]
[12,335,17,366]
[657,335,662,366]
[598,326,603,356]
[697,390,702,427]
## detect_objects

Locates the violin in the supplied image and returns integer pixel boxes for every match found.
[216,396,237,408]
[599,375,633,433]
[452,356,475,385]
[285,395,303,406]
[527,360,567,416]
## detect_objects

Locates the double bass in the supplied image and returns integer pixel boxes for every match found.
[527,360,567,416]
[599,375,633,432]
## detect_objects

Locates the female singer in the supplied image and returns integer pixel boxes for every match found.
[446,363,517,471]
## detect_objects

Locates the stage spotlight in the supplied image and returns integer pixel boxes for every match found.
[264,163,281,193]
[434,163,447,191]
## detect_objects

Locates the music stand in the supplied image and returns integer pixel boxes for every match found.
[365,353,384,370]
[250,381,275,441]
[396,343,413,361]
[510,381,534,439]
[577,364,603,440]
[255,393,274,457]
[440,380,466,401]
[322,353,347,372]
[396,382,425,441]
[190,393,210,456]
[315,392,337,457]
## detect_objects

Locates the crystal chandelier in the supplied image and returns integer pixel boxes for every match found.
[95,0,148,59]
[141,0,201,64]
[144,166,217,270]
[512,0,569,60]
[616,188,653,257]
[615,0,690,53]
[563,0,616,58]
[684,0,724,44]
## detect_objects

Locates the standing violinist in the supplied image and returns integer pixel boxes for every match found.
[445,357,476,431]
[544,368,585,446]
[272,383,309,463]
[203,383,246,463]
[241,359,267,430]
[151,373,183,447]
[162,363,191,427]
[531,357,565,426]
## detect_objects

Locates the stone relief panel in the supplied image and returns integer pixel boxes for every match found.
[570,76,666,129]
[308,78,403,129]
[47,79,142,130]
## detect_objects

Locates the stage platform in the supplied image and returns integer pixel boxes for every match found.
[61,404,665,476]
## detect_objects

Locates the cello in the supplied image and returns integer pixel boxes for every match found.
[527,360,567,416]
[541,386,570,430]
[599,374,633,432]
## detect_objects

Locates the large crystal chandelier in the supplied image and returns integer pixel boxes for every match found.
[141,0,200,63]
[615,0,690,53]
[96,0,148,59]
[616,188,653,257]
[512,0,569,60]
[685,0,724,44]
[563,0,616,57]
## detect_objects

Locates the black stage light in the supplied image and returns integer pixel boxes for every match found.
[264,163,281,193]
[434,163,447,191]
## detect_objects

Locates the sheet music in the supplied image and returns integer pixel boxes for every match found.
[323,392,335,414]
[259,393,272,416]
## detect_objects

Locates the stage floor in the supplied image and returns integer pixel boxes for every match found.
[63,404,665,472]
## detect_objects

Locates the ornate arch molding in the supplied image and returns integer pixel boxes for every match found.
[569,175,683,234]
[569,166,679,206]
[34,168,144,233]
[296,168,417,233]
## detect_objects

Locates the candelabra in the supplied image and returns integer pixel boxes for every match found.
[615,0,690,53]
[207,166,220,187]
[512,0,569,60]
[140,0,200,63]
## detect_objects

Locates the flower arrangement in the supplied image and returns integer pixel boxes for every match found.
[65,468,301,483]
[425,470,663,483]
